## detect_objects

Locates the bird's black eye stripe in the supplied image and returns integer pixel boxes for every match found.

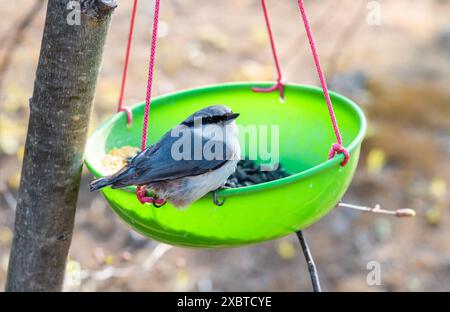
[205,115,227,124]
[182,115,229,126]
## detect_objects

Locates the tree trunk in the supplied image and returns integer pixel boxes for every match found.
[6,0,116,291]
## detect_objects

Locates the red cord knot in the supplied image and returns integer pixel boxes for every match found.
[252,78,286,100]
[136,186,152,204]
[136,186,166,207]
[328,143,350,167]
[118,107,133,125]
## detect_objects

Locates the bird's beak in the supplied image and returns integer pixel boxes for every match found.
[224,112,240,121]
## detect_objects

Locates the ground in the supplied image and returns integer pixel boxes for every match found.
[0,0,449,291]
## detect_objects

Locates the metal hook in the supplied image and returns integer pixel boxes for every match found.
[153,198,166,208]
[212,190,225,206]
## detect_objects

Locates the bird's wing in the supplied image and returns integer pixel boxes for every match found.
[128,127,235,184]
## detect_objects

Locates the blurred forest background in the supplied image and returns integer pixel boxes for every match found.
[0,0,449,291]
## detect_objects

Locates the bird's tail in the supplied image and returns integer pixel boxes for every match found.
[89,177,114,192]
[89,165,135,192]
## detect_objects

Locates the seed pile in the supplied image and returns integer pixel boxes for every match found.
[100,146,139,175]
[225,159,290,188]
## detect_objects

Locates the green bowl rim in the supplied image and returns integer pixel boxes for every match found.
[85,81,366,197]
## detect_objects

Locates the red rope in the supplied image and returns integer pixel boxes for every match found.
[296,0,349,166]
[117,0,138,125]
[141,0,161,151]
[119,0,347,166]
[252,0,285,99]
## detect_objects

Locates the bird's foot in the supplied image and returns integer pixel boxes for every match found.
[212,189,225,206]
[136,186,166,208]
[252,79,286,100]
[136,186,154,204]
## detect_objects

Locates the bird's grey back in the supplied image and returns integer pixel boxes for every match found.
[122,122,236,186]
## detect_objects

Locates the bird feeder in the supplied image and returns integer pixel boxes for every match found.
[84,0,367,248]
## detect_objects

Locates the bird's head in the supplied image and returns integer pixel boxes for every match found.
[182,105,240,126]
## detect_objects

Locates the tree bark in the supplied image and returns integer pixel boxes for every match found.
[6,0,116,292]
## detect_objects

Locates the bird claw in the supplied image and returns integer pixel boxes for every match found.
[136,186,166,208]
[136,186,153,204]
[212,189,225,206]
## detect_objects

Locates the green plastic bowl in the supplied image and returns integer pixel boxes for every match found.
[84,82,366,248]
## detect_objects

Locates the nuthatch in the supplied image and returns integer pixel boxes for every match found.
[90,105,240,208]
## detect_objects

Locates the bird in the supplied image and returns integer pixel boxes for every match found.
[90,105,240,208]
